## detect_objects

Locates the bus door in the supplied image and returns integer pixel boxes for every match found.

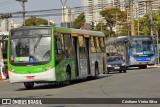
[85,37,91,75]
[78,36,88,77]
[124,40,129,65]
[73,37,79,76]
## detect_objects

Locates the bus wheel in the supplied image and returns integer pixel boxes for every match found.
[106,70,109,74]
[139,65,147,69]
[123,67,127,73]
[24,82,34,89]
[119,70,122,73]
[123,69,127,73]
[65,67,71,85]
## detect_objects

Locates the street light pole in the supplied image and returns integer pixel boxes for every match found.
[149,0,154,36]
[130,0,135,36]
[16,0,27,26]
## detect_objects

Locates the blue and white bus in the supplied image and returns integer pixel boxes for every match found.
[106,35,156,69]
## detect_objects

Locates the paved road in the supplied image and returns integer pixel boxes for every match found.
[0,66,160,107]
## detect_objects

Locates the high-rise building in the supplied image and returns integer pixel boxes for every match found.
[61,7,75,27]
[82,0,107,24]
[82,0,159,25]
[62,7,75,23]
[1,20,20,31]
[135,0,159,18]
[82,0,129,25]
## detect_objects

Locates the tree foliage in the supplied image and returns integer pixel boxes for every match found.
[95,22,109,38]
[72,13,85,29]
[136,11,160,36]
[25,16,53,26]
[100,8,127,37]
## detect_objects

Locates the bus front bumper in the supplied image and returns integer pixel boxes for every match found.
[9,68,56,83]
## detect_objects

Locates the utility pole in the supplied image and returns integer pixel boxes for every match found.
[136,4,140,35]
[149,0,154,36]
[91,0,94,30]
[16,0,27,26]
[115,13,118,36]
[130,0,135,36]
[156,31,159,65]
[60,0,67,27]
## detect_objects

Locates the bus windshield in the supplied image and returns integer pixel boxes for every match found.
[131,40,154,57]
[10,35,51,64]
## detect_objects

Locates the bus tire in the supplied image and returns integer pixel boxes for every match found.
[106,70,109,74]
[119,70,122,73]
[95,63,99,79]
[65,66,71,85]
[139,65,147,69]
[123,69,127,73]
[24,82,34,89]
[123,66,127,73]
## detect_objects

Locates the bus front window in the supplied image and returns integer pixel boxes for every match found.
[131,40,154,57]
[10,36,51,63]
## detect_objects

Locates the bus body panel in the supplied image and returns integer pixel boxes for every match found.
[96,53,104,74]
[55,58,75,81]
[129,55,156,66]
[90,53,97,76]
[89,53,105,76]
[9,68,56,83]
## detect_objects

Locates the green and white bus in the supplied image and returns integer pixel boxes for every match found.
[8,26,106,89]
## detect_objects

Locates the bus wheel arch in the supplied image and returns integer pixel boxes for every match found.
[24,82,34,89]
[95,61,99,78]
[65,65,71,85]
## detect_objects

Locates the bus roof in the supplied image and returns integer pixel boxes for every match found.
[54,26,104,37]
[11,26,51,31]
[11,26,105,37]
[107,36,129,43]
[71,29,104,37]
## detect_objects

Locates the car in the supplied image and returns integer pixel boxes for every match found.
[106,56,127,74]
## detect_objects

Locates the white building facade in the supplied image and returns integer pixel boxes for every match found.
[82,0,159,23]
[62,7,75,23]
[82,0,128,25]
[82,0,107,24]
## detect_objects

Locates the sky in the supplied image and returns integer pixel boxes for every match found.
[0,0,81,25]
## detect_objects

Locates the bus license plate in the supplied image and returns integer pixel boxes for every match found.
[26,76,34,79]
[141,62,146,64]
[114,67,120,69]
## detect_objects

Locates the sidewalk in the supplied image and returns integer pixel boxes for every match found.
[148,64,160,68]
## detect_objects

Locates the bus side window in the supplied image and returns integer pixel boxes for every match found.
[99,37,105,52]
[64,34,72,58]
[55,36,63,65]
[95,37,101,52]
[78,36,86,59]
[90,36,96,52]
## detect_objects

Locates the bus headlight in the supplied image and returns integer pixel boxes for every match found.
[45,64,51,71]
[107,65,112,67]
[10,68,15,73]
[122,63,126,66]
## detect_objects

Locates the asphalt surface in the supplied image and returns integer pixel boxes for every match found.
[0,66,160,107]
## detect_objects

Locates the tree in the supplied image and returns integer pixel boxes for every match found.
[25,16,54,26]
[100,8,127,37]
[72,13,85,29]
[95,22,109,38]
